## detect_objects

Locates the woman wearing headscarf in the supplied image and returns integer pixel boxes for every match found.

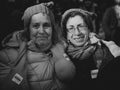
[61,8,114,90]
[0,3,75,90]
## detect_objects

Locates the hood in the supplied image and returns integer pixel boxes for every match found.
[2,30,24,48]
[21,3,60,45]
[61,8,96,40]
[22,3,55,31]
[61,8,95,31]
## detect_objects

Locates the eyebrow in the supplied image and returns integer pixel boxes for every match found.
[67,25,74,27]
[67,23,86,27]
[43,22,51,26]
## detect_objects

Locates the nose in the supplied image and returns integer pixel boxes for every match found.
[74,27,80,35]
[38,26,44,33]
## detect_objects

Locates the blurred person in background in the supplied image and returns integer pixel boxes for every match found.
[102,0,120,46]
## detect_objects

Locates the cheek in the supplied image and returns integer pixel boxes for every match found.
[46,29,52,34]
[84,31,89,41]
[45,28,52,37]
[67,33,74,41]
[29,28,38,40]
[67,33,71,39]
[82,30,89,36]
[30,29,37,36]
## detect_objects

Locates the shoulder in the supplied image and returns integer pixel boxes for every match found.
[0,48,19,64]
[2,30,24,48]
[106,7,114,12]
[0,30,25,64]
[94,45,114,63]
[103,7,114,17]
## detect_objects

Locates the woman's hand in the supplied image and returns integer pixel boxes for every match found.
[89,33,101,45]
[102,40,120,58]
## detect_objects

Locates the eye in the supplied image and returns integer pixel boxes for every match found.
[77,24,87,30]
[43,23,51,29]
[33,23,40,29]
[67,27,74,32]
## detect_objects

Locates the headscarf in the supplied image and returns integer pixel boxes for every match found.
[61,9,95,31]
[61,8,94,23]
[22,3,55,33]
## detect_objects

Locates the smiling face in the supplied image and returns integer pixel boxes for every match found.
[29,12,52,49]
[66,15,89,46]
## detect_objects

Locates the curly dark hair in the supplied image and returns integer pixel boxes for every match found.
[61,10,93,39]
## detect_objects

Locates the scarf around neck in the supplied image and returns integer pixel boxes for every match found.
[66,42,97,60]
[27,40,52,53]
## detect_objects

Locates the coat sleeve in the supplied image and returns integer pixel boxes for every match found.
[0,50,11,82]
[0,49,18,81]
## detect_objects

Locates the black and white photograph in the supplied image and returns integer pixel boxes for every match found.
[0,0,120,90]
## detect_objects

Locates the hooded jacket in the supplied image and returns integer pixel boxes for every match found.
[0,30,75,90]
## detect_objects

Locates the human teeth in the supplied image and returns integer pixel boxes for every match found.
[74,37,84,41]
[74,37,84,40]
[75,38,78,39]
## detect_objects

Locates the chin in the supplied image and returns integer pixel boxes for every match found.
[74,40,86,46]
[73,42,85,47]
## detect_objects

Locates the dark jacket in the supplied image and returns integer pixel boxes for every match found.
[98,56,120,90]
[0,30,75,90]
[68,44,114,90]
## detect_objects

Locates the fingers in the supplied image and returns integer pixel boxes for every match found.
[101,40,115,46]
[101,40,109,45]
[89,33,100,44]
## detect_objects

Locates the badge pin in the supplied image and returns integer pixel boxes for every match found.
[12,73,23,85]
[91,69,99,79]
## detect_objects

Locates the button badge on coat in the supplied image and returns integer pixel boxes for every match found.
[91,69,98,79]
[12,73,23,85]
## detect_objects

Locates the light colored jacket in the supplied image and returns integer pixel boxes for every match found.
[0,31,75,90]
